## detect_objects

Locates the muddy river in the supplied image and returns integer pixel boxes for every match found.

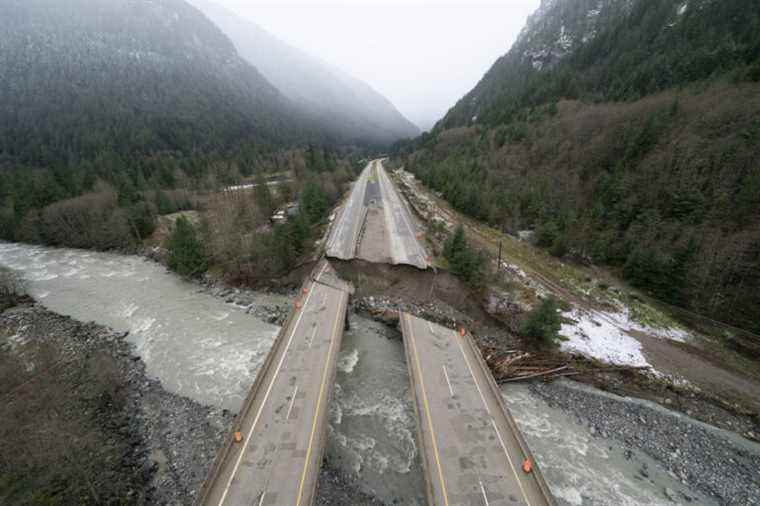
[0,242,735,505]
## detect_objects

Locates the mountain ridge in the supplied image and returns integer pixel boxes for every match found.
[0,0,328,168]
[438,0,760,130]
[398,0,760,333]
[188,0,420,146]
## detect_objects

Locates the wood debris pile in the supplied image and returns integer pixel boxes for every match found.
[482,347,577,383]
[482,346,650,383]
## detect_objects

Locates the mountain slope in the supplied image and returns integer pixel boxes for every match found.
[399,0,760,333]
[0,0,318,168]
[188,0,419,146]
[440,0,760,129]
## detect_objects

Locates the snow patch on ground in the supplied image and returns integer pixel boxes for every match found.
[560,309,650,368]
[560,305,691,368]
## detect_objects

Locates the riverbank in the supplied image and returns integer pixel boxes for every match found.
[143,244,294,325]
[351,284,760,504]
[0,301,231,504]
[526,379,760,505]
[0,299,382,505]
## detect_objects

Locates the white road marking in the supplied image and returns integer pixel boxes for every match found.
[286,385,299,420]
[216,283,318,505]
[490,420,532,506]
[328,162,371,257]
[442,365,454,397]
[257,492,266,506]
[377,161,428,266]
[453,328,533,505]
[479,480,490,506]
[296,290,346,506]
[453,330,491,415]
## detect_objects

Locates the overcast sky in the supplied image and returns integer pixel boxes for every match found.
[209,0,540,131]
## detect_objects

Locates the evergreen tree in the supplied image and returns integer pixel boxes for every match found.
[254,172,275,217]
[443,224,485,285]
[166,216,207,277]
[520,297,562,346]
[300,179,329,224]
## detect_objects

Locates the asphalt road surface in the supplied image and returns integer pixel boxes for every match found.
[326,159,428,269]
[400,312,555,506]
[198,262,349,506]
[325,161,371,260]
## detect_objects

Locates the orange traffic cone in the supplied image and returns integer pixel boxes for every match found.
[522,459,533,473]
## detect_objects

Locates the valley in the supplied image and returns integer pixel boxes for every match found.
[1,0,759,504]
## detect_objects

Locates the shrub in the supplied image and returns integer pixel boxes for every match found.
[520,297,563,345]
[535,221,559,248]
[39,191,133,250]
[0,268,26,311]
[166,216,207,277]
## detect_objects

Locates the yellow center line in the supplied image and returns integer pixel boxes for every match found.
[295,289,345,506]
[405,313,450,506]
[216,282,317,505]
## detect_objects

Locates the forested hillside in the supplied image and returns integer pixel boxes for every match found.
[188,0,420,146]
[0,0,335,248]
[440,0,760,128]
[0,0,318,165]
[396,0,760,332]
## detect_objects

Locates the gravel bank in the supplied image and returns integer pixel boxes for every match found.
[530,379,760,505]
[0,300,396,505]
[0,302,231,504]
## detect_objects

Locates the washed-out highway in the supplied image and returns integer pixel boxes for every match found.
[198,159,554,505]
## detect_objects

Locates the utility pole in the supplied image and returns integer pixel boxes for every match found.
[497,241,502,271]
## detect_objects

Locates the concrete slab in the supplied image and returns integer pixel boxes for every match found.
[399,312,555,506]
[197,265,350,506]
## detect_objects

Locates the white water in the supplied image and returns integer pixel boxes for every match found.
[502,384,718,506]
[0,242,281,411]
[0,241,735,505]
[328,314,426,504]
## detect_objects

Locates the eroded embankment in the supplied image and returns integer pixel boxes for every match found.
[329,260,760,505]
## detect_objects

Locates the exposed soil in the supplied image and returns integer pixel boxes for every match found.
[335,256,760,446]
[332,259,494,329]
[388,168,760,440]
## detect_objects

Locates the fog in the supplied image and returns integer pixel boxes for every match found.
[209,0,540,131]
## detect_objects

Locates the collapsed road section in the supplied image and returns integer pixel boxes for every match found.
[326,159,428,269]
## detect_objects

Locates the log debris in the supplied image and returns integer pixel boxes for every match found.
[481,346,649,383]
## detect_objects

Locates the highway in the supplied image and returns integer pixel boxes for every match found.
[326,159,428,269]
[197,262,349,506]
[400,312,555,506]
[325,161,371,260]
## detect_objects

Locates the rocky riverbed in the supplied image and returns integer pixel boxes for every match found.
[527,380,760,505]
[0,300,381,505]
[0,301,232,504]
[143,244,294,326]
[197,278,293,326]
